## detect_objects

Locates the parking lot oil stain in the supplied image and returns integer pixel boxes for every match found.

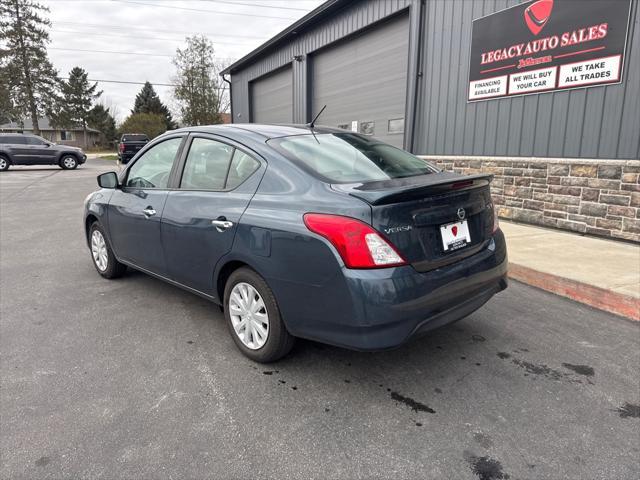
[460,356,467,360]
[390,391,435,414]
[35,456,50,467]
[562,363,594,377]
[497,352,511,359]
[344,379,351,383]
[616,403,640,418]
[291,386,298,390]
[512,359,564,380]
[186,340,194,344]
[472,334,486,342]
[475,363,482,366]
[434,388,443,394]
[464,452,510,480]
[325,408,330,412]
[278,380,286,384]
[473,432,493,449]
[415,422,423,427]
[263,371,274,375]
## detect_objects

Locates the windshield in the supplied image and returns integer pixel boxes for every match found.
[122,134,149,142]
[268,133,437,184]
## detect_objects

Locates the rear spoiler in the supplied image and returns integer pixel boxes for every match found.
[332,173,493,206]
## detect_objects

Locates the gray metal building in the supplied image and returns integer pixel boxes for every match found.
[222,0,640,241]
[222,0,639,159]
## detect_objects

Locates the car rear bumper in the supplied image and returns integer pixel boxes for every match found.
[279,229,508,351]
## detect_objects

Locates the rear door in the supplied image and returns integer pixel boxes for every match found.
[107,135,185,274]
[6,135,32,163]
[161,134,264,294]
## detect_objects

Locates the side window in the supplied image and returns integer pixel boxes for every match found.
[125,137,182,189]
[180,138,234,190]
[11,136,27,145]
[226,150,260,189]
[26,136,46,145]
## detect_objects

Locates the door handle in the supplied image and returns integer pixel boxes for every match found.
[211,219,234,232]
[143,207,156,217]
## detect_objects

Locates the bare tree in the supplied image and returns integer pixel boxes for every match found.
[172,35,231,126]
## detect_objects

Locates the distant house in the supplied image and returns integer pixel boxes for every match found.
[0,118,101,148]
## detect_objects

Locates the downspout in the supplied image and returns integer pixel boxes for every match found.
[222,73,233,123]
[405,0,427,153]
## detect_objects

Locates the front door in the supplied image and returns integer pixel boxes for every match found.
[26,135,57,164]
[107,136,184,275]
[161,135,264,294]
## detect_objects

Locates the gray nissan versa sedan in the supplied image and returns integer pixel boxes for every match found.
[84,124,507,362]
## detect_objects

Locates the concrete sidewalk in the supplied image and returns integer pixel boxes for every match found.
[501,220,640,320]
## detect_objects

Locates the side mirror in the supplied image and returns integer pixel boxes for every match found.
[97,171,119,189]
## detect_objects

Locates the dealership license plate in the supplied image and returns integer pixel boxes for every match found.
[440,220,471,251]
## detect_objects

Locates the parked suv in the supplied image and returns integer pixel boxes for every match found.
[0,133,87,171]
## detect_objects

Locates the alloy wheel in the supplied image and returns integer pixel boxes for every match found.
[91,230,108,272]
[228,282,269,350]
[63,156,77,169]
[0,158,7,170]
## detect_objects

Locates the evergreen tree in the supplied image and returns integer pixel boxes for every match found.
[172,36,227,126]
[132,82,176,130]
[0,0,59,134]
[0,69,14,123]
[51,67,102,148]
[87,104,117,148]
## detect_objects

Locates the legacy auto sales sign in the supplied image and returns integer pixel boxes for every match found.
[468,0,632,101]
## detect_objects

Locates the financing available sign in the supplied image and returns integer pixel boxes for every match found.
[468,0,632,101]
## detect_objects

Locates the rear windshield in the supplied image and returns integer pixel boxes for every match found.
[122,134,149,142]
[268,133,437,184]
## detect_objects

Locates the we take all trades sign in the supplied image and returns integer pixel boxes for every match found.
[467,0,632,102]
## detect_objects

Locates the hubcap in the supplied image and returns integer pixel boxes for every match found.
[229,282,269,350]
[63,157,76,168]
[0,158,6,169]
[91,230,109,271]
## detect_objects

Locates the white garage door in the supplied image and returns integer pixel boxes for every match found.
[311,14,409,148]
[250,66,293,123]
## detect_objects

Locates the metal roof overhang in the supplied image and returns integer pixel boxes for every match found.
[220,0,345,76]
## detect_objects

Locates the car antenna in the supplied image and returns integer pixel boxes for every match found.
[307,105,326,144]
[307,104,326,129]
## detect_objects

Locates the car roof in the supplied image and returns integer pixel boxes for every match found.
[174,123,348,140]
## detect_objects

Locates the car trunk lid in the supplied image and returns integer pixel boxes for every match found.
[332,173,495,272]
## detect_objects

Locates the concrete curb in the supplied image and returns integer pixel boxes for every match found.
[508,263,640,321]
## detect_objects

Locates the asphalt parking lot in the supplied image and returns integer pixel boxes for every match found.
[1,159,639,480]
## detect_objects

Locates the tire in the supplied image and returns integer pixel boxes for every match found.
[224,267,295,363]
[60,155,78,170]
[89,222,127,279]
[0,155,10,171]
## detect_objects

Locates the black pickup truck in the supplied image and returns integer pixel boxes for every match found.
[118,133,149,164]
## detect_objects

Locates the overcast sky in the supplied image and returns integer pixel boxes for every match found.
[43,0,324,122]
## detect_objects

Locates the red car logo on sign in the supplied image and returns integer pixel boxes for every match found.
[524,0,554,36]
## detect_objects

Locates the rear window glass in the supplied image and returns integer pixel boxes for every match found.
[268,133,437,184]
[122,134,149,142]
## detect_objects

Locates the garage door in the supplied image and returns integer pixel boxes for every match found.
[311,14,409,148]
[250,66,293,123]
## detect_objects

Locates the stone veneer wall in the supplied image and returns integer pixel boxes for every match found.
[420,156,640,243]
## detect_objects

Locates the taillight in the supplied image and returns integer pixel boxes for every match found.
[119,143,125,153]
[303,213,406,269]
